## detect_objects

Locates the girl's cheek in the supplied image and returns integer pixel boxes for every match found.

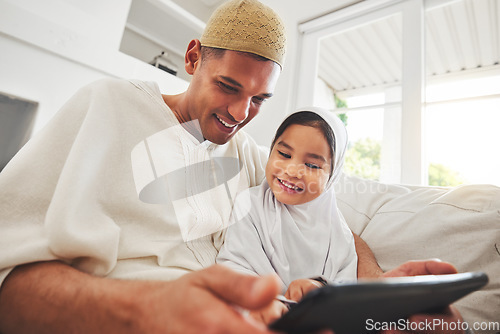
[271,159,285,174]
[318,173,329,191]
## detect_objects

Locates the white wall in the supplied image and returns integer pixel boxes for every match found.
[120,28,191,82]
[0,34,108,134]
[9,0,131,50]
[0,0,188,136]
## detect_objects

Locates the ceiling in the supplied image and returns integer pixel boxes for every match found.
[318,0,500,95]
[123,0,210,58]
[121,0,359,60]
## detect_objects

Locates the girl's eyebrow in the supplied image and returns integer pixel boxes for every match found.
[277,141,327,162]
[306,153,326,163]
[277,141,293,150]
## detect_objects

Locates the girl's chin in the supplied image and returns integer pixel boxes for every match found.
[272,190,302,205]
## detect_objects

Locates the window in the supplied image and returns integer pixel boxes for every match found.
[297,0,500,186]
[313,10,402,182]
[424,0,500,186]
[425,75,500,186]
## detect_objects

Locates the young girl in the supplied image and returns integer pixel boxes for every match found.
[216,107,357,297]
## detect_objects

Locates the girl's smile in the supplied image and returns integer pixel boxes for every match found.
[265,124,332,205]
[277,177,304,193]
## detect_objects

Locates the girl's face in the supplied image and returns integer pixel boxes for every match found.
[265,124,332,205]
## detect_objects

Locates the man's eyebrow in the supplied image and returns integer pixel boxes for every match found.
[219,76,243,88]
[220,76,273,98]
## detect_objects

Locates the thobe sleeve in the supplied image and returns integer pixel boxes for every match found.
[0,79,131,286]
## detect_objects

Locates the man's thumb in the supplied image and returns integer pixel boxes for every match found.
[200,265,281,310]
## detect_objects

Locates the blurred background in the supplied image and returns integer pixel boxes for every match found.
[1,0,498,186]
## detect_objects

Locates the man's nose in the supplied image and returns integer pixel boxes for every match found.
[228,99,250,123]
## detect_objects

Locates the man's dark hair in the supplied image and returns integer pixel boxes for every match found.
[200,46,270,64]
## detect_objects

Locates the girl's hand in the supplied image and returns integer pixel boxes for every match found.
[248,299,288,325]
[284,278,323,302]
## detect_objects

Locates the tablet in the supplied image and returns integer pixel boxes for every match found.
[269,272,488,334]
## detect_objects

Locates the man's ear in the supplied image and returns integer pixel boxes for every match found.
[185,39,202,75]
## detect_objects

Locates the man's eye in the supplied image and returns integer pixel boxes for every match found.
[305,163,320,169]
[252,96,266,105]
[278,151,291,159]
[218,81,238,93]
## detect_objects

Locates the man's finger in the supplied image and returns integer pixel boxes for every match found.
[424,259,458,275]
[383,259,457,277]
[195,265,281,310]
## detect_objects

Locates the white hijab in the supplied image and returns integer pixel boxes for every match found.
[217,107,357,290]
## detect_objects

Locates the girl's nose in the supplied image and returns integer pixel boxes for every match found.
[286,163,304,178]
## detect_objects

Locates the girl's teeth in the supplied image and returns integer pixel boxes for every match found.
[279,178,298,190]
[216,115,237,128]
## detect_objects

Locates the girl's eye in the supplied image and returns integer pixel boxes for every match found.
[218,81,238,93]
[305,163,320,169]
[278,151,291,159]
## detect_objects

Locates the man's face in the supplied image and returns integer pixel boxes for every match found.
[185,49,281,145]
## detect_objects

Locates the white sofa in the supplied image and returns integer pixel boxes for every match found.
[335,174,500,330]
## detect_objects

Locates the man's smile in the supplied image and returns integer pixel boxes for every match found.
[216,114,238,128]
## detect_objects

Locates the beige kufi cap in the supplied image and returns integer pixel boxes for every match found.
[201,0,286,68]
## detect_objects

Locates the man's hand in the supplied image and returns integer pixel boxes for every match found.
[354,232,465,334]
[382,259,458,278]
[134,264,284,334]
[380,259,464,334]
[0,262,283,334]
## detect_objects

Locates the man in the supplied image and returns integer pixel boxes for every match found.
[0,1,464,333]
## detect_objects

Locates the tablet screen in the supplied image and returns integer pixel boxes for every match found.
[269,272,488,334]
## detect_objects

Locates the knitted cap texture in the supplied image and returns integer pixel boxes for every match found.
[200,0,286,68]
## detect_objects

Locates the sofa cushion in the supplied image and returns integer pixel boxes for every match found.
[335,174,500,328]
